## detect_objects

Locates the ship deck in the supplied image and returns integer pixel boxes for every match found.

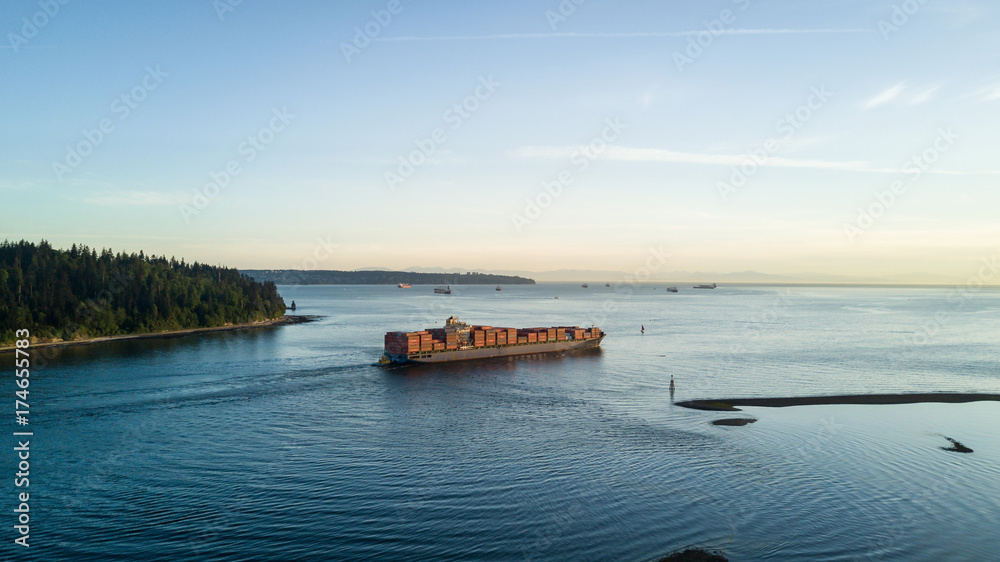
[385,336,604,364]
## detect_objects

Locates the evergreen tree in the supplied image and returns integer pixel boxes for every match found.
[0,240,286,344]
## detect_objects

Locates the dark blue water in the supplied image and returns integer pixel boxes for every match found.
[5,284,1000,560]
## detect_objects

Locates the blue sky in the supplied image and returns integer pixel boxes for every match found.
[2,0,998,281]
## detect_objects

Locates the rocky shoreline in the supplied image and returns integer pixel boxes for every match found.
[0,315,318,353]
[677,393,1000,411]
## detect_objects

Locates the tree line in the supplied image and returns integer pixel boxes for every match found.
[0,240,286,345]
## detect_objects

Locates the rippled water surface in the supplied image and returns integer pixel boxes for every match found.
[6,284,1000,560]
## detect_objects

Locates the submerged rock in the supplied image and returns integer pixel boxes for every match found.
[712,418,757,427]
[942,437,973,453]
[676,400,740,411]
[659,547,728,561]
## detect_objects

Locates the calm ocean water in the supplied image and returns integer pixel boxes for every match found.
[5,284,1000,561]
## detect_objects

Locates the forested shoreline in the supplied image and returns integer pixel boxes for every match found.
[0,240,286,345]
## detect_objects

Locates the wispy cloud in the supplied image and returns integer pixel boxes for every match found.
[909,84,941,105]
[982,85,1000,101]
[512,145,1000,175]
[864,81,907,109]
[950,83,1000,103]
[779,135,836,154]
[515,145,879,172]
[374,29,873,42]
[84,191,188,207]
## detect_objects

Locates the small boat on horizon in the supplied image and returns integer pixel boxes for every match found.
[434,286,451,294]
[582,283,589,288]
[496,285,502,291]
[667,286,678,293]
[605,282,610,287]
[397,283,411,288]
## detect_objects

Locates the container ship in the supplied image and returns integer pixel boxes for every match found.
[379,316,604,364]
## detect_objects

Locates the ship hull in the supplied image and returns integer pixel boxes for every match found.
[386,336,604,364]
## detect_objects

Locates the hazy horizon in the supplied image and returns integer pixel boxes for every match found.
[241,263,998,286]
[4,1,999,283]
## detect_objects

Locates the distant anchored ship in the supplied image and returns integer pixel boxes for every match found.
[433,286,451,294]
[397,283,411,288]
[693,283,717,289]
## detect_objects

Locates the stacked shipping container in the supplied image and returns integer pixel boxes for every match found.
[385,322,603,356]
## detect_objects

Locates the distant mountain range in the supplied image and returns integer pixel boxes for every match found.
[245,266,968,286]
[353,266,966,285]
